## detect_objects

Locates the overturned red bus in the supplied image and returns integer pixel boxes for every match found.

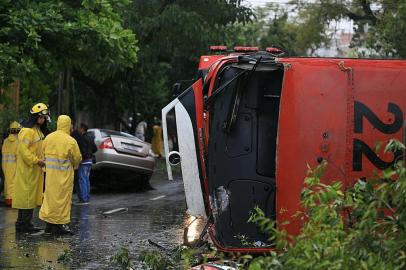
[162,48,406,253]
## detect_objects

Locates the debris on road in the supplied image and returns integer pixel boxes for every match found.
[148,239,169,251]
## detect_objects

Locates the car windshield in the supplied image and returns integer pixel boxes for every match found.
[100,129,136,138]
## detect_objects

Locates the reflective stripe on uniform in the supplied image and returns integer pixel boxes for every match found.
[45,157,71,164]
[32,137,42,143]
[2,153,16,162]
[19,139,30,145]
[46,164,71,171]
[2,160,16,163]
[45,157,71,171]
[2,154,16,162]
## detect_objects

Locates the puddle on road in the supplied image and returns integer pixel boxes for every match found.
[0,209,70,270]
[0,191,206,269]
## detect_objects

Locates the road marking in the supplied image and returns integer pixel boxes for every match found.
[102,208,128,215]
[150,195,166,201]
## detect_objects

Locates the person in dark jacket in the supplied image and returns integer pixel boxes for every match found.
[72,123,97,204]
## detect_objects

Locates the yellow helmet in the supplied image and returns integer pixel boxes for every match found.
[9,121,21,129]
[30,103,49,115]
[9,121,22,134]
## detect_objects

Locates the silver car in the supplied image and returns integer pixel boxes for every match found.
[88,129,155,186]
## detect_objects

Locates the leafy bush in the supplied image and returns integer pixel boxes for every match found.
[138,250,171,270]
[246,140,406,270]
[138,245,203,270]
[57,249,73,265]
[110,247,133,270]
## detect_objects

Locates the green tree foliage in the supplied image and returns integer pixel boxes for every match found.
[244,140,406,269]
[80,0,254,131]
[225,4,313,56]
[236,1,406,58]
[290,0,406,58]
[126,0,252,81]
[0,0,137,115]
[128,0,252,115]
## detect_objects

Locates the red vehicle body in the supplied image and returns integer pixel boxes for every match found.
[162,48,406,253]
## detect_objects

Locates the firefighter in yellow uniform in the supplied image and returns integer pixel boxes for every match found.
[12,103,49,233]
[151,118,164,157]
[39,115,81,235]
[1,121,21,206]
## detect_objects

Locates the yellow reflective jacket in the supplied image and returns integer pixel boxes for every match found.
[151,125,164,156]
[39,115,81,224]
[2,134,18,200]
[12,127,45,209]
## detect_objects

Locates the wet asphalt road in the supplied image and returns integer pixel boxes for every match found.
[0,167,205,269]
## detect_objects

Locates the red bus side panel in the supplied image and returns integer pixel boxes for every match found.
[277,59,406,235]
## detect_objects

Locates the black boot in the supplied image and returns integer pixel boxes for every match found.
[16,209,29,233]
[15,209,40,233]
[44,222,54,234]
[54,224,74,236]
[27,223,41,233]
[15,223,23,233]
[16,224,41,233]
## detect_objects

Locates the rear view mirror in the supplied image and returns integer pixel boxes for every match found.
[168,151,181,166]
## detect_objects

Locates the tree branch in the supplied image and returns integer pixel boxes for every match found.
[346,10,369,21]
[360,0,378,24]
[344,1,377,24]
